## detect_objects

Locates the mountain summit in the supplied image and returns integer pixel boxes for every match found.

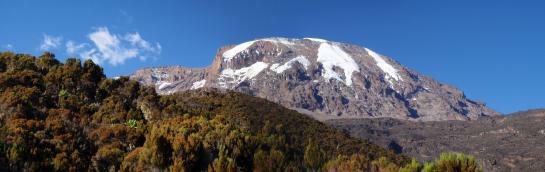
[130,37,500,121]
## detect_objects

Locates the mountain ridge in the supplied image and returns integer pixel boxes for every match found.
[131,37,500,121]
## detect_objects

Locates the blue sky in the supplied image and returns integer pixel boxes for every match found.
[1,0,544,113]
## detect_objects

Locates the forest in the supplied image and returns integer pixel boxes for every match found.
[0,52,481,171]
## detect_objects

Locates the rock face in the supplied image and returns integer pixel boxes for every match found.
[327,109,545,172]
[130,37,500,121]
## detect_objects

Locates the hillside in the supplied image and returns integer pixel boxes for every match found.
[328,109,545,171]
[131,38,499,121]
[0,52,414,171]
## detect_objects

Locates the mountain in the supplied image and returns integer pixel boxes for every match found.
[1,52,487,171]
[0,52,480,172]
[0,52,413,171]
[327,109,545,172]
[131,37,500,121]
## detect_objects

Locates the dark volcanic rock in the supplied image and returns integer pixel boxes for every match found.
[327,109,545,172]
[131,37,500,121]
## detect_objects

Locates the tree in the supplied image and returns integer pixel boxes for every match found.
[303,141,325,170]
[253,149,285,172]
[139,134,172,169]
[36,52,60,73]
[370,157,399,172]
[323,154,369,172]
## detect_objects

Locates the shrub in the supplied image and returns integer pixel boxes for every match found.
[323,154,369,172]
[58,89,69,98]
[436,152,482,172]
[304,141,325,170]
[124,119,138,128]
[371,157,400,172]
[422,162,437,172]
[399,159,423,172]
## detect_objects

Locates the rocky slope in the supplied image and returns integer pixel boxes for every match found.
[131,37,500,121]
[327,109,545,172]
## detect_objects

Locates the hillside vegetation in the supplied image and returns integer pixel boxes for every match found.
[328,109,545,171]
[0,52,481,172]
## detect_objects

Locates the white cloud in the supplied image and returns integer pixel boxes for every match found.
[65,27,161,66]
[88,27,138,65]
[125,32,161,54]
[65,41,87,54]
[39,34,62,51]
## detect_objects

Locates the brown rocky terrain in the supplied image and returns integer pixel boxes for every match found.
[327,109,545,172]
[131,37,500,121]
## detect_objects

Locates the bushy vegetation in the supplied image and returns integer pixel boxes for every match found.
[0,52,482,172]
[360,152,482,172]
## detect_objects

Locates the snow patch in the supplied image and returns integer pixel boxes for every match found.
[366,48,402,85]
[218,62,269,88]
[269,55,310,73]
[156,81,172,90]
[222,40,257,62]
[261,38,295,46]
[222,38,294,62]
[317,43,359,86]
[304,38,328,43]
[190,79,206,90]
[270,63,280,70]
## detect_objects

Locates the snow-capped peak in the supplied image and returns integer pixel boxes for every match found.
[132,37,501,121]
[222,38,297,62]
[222,37,333,62]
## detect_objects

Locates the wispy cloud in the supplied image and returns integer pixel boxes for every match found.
[65,41,87,54]
[125,32,162,56]
[65,27,161,66]
[39,34,62,51]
